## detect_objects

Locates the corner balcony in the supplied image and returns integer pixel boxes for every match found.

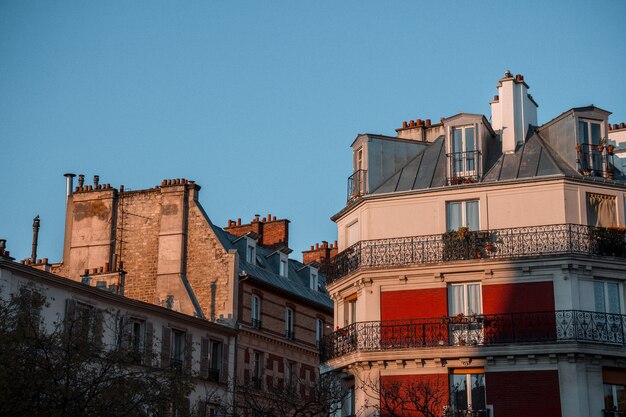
[347,169,367,202]
[320,310,626,362]
[327,224,626,284]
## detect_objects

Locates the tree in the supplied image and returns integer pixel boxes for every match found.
[0,285,195,417]
[234,370,350,417]
[357,373,450,417]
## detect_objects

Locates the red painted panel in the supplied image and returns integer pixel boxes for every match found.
[483,282,554,314]
[380,374,449,417]
[486,370,561,417]
[381,288,447,321]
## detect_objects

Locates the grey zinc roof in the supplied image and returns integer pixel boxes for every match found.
[208,221,332,309]
[372,136,447,193]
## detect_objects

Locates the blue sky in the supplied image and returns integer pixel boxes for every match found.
[1,0,626,263]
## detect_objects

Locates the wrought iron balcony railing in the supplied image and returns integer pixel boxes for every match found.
[447,150,481,185]
[347,169,367,202]
[577,143,616,179]
[445,409,489,417]
[320,310,626,361]
[327,224,626,284]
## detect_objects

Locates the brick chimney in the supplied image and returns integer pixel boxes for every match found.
[225,213,290,251]
[302,240,338,275]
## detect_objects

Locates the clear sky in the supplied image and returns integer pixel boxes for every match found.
[1,0,626,263]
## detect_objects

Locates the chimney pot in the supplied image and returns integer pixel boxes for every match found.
[417,119,423,126]
[440,117,445,124]
[237,218,242,226]
[78,174,85,187]
[120,184,125,192]
[425,119,431,127]
[494,95,499,101]
[262,217,266,222]
[84,269,89,276]
[104,262,110,272]
[505,70,512,78]
[409,120,415,127]
[310,245,314,250]
[43,257,48,264]
[402,121,408,128]
[272,216,276,221]
[621,123,625,129]
[93,175,99,187]
[315,243,319,250]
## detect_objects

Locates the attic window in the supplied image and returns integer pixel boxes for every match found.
[310,269,318,290]
[279,257,288,277]
[246,242,256,264]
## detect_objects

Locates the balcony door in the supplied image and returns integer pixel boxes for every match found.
[451,126,477,178]
[448,283,483,345]
[450,369,486,415]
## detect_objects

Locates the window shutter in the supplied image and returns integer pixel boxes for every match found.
[200,337,209,379]
[144,321,154,366]
[185,333,193,373]
[161,326,171,368]
[221,341,229,384]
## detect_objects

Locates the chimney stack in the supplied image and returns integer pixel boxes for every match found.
[31,215,40,263]
[64,173,76,201]
[491,71,538,154]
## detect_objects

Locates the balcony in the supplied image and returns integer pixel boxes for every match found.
[577,143,616,179]
[447,150,481,185]
[347,169,367,202]
[320,310,626,361]
[327,224,626,284]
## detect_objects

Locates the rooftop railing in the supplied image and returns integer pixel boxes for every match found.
[327,224,626,284]
[347,169,367,202]
[321,310,626,361]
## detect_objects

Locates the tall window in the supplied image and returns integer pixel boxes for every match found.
[252,351,263,389]
[209,340,222,382]
[587,193,616,227]
[344,296,357,326]
[446,200,479,231]
[595,281,621,314]
[285,307,294,339]
[578,119,602,172]
[449,283,482,316]
[251,295,261,329]
[171,329,186,369]
[316,319,324,347]
[129,318,145,362]
[450,370,486,413]
[451,126,476,177]
[246,243,255,263]
[310,270,318,290]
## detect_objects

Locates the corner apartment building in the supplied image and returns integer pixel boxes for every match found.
[322,72,626,417]
[44,178,332,412]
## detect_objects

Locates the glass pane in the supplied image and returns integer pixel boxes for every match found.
[595,281,606,313]
[465,128,475,152]
[617,385,626,411]
[453,129,463,153]
[451,374,468,410]
[446,202,462,231]
[591,123,601,145]
[471,374,486,410]
[449,285,465,316]
[605,384,615,411]
[607,282,621,314]
[467,284,482,315]
[579,121,589,144]
[466,201,479,230]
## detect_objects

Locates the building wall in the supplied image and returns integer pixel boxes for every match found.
[485,370,561,417]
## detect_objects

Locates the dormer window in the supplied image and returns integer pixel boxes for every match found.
[310,269,318,290]
[450,126,477,181]
[279,256,288,277]
[578,119,603,175]
[246,241,256,264]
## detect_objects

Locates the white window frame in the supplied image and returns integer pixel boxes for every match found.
[344,297,357,326]
[448,283,483,346]
[251,294,261,328]
[448,282,483,316]
[450,125,477,177]
[446,200,479,231]
[310,269,318,290]
[285,307,294,339]
[246,240,256,264]
[594,280,624,314]
[578,118,603,172]
[279,255,288,277]
[450,371,486,412]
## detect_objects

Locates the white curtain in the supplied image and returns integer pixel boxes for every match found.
[466,201,479,231]
[447,202,462,231]
[587,193,616,227]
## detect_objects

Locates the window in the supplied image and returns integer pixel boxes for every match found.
[341,384,355,417]
[446,200,479,231]
[251,294,261,328]
[279,258,288,277]
[246,243,255,264]
[603,368,626,414]
[286,361,296,388]
[252,351,263,389]
[587,193,616,227]
[451,126,477,177]
[450,369,486,414]
[310,269,318,290]
[128,318,145,362]
[578,119,603,173]
[448,283,483,345]
[595,281,622,314]
[209,340,222,382]
[285,307,294,339]
[316,319,324,347]
[171,329,186,369]
[344,296,357,326]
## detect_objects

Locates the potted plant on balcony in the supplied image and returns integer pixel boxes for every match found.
[442,227,488,261]
[590,226,626,257]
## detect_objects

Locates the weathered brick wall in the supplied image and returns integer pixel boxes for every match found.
[185,199,236,321]
[116,189,162,305]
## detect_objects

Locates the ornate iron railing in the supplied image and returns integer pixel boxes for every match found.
[347,169,367,202]
[447,150,481,185]
[320,310,626,361]
[445,409,489,417]
[577,143,616,179]
[328,224,626,283]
